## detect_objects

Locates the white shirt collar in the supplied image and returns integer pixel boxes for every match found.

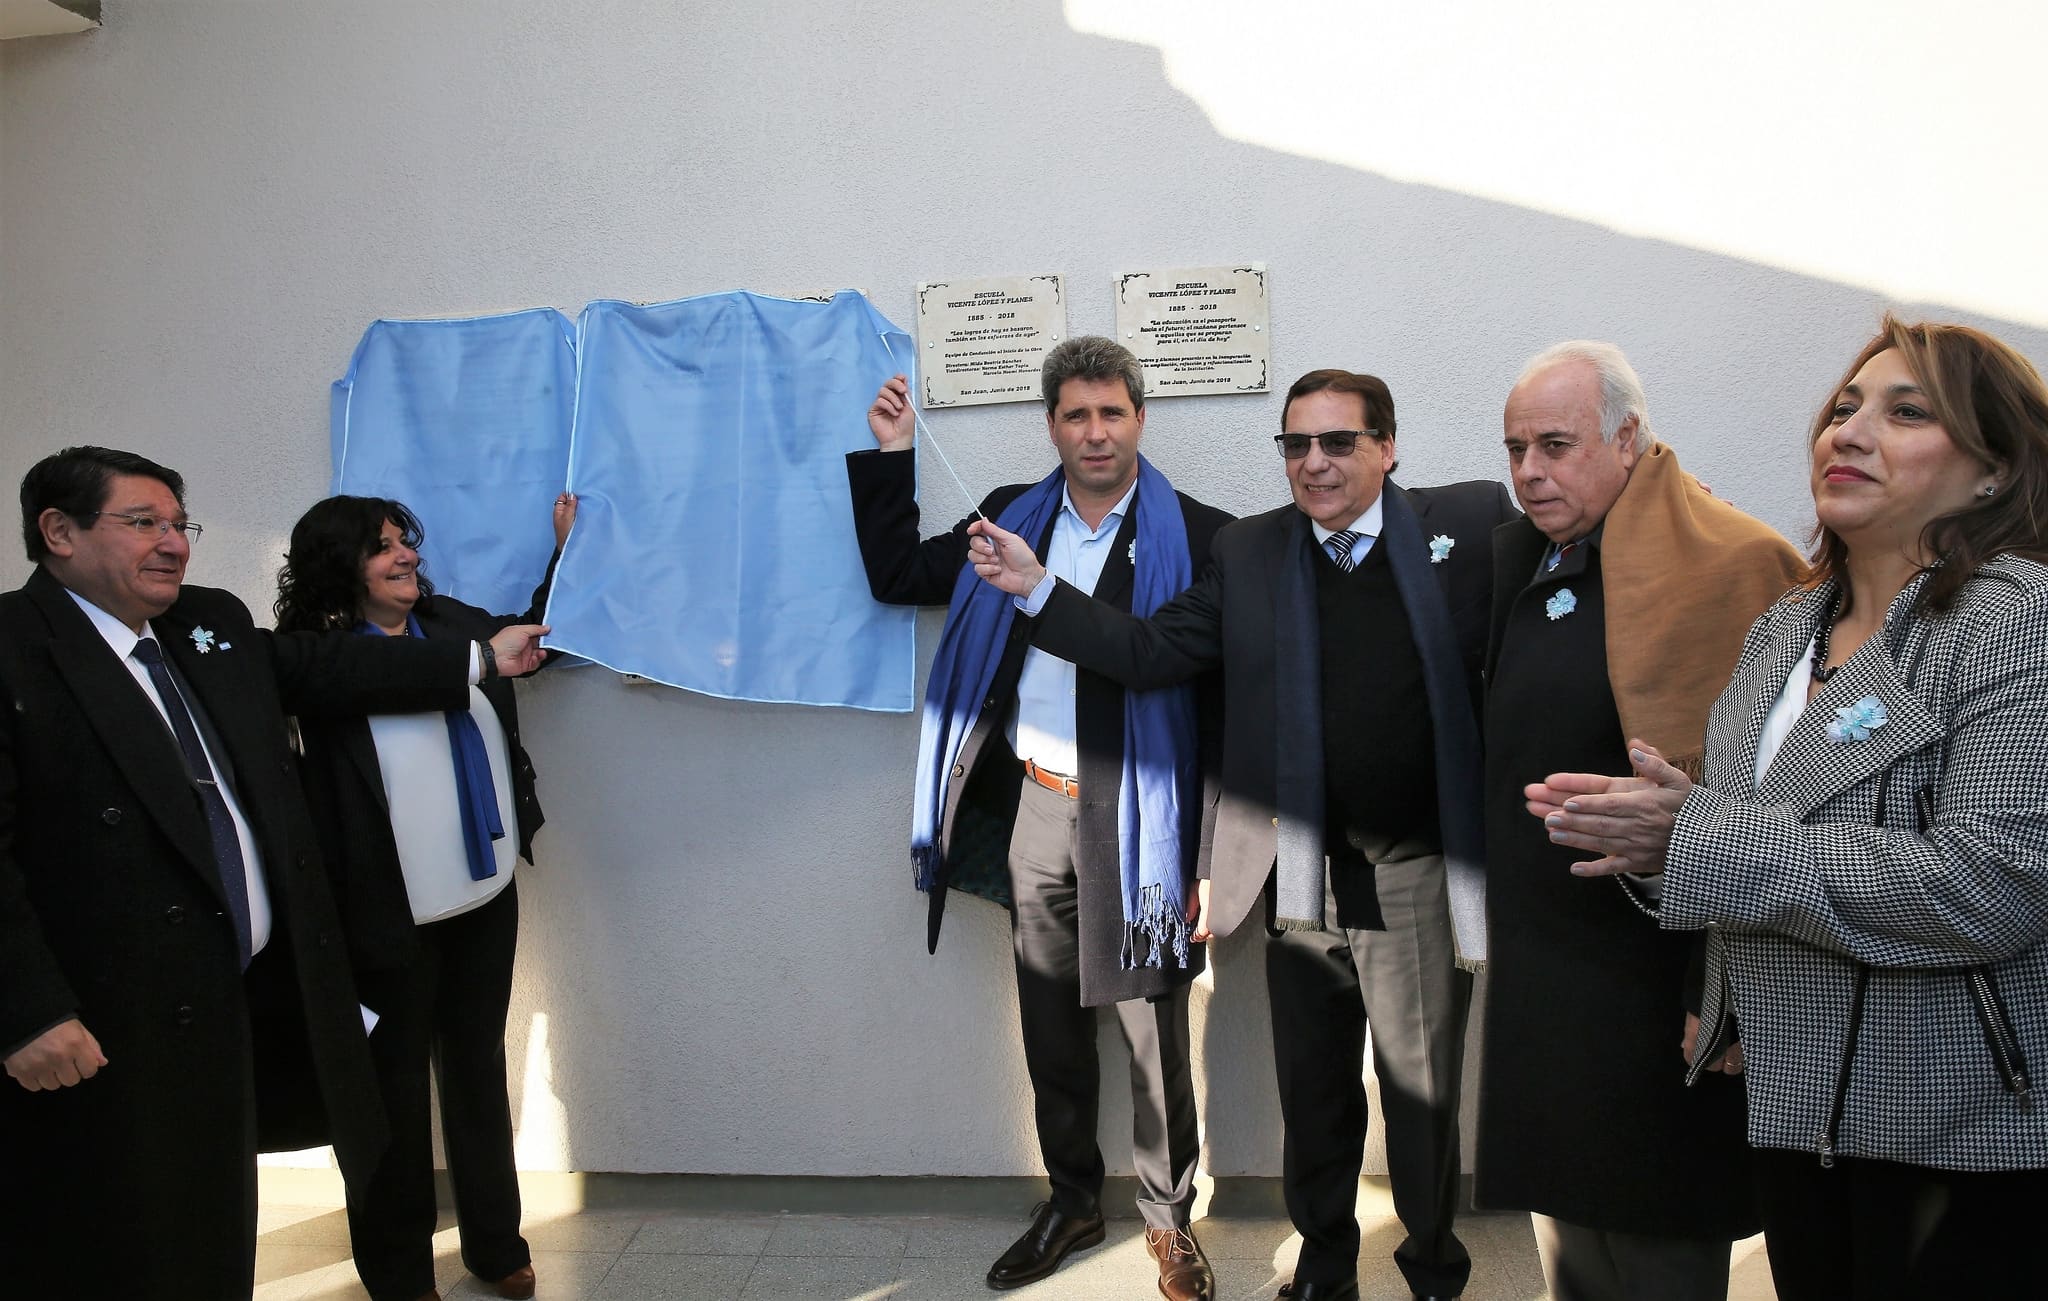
[1310,491,1384,546]
[1061,476,1139,535]
[65,586,158,660]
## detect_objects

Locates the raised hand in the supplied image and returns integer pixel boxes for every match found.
[867,374,916,452]
[552,492,578,546]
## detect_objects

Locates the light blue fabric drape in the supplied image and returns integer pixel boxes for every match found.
[331,308,577,615]
[541,290,917,711]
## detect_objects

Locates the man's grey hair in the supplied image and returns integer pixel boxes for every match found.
[1516,341,1653,452]
[1041,336,1145,413]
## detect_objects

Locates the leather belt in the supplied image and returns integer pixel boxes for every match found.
[1023,758,1080,799]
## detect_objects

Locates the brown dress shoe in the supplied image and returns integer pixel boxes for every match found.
[1146,1226,1215,1301]
[493,1264,537,1298]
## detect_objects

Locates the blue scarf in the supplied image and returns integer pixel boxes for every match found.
[910,456,1199,968]
[359,614,505,881]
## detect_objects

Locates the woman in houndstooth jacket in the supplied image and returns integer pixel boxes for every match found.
[1528,316,2048,1300]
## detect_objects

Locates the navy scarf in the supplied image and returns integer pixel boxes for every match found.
[359,613,505,880]
[910,456,1199,968]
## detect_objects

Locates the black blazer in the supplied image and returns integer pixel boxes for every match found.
[294,563,555,976]
[846,448,1231,1006]
[0,567,468,1288]
[1031,480,1518,942]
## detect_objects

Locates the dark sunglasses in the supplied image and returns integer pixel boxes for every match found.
[1274,430,1383,459]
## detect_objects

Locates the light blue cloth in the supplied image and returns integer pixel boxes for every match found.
[331,308,576,615]
[542,290,917,711]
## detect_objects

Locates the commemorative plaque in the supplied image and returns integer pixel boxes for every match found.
[1114,264,1269,396]
[913,274,1066,407]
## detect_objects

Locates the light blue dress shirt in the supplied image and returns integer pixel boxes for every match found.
[1008,479,1139,776]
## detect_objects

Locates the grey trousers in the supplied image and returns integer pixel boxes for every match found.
[1531,1214,1733,1301]
[1007,777,1199,1231]
[1264,856,1472,1296]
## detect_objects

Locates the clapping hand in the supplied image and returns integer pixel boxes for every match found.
[1525,740,1692,877]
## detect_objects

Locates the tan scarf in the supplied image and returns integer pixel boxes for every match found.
[1601,441,1807,779]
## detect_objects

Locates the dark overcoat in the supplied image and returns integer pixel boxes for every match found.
[846,449,1230,1006]
[1474,518,1758,1239]
[0,568,469,1298]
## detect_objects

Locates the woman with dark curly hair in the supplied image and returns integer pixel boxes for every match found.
[277,492,573,1301]
[1533,318,2048,1298]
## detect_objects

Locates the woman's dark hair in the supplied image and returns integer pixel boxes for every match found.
[274,495,433,632]
[1808,314,2048,614]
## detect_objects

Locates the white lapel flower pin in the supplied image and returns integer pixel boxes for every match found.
[1429,534,1455,564]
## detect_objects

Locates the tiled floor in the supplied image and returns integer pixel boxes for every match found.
[256,1185,1777,1300]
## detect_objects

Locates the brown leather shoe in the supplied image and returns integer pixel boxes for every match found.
[493,1264,536,1299]
[1146,1225,1215,1301]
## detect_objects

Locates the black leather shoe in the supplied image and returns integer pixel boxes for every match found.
[1276,1282,1361,1301]
[986,1202,1107,1289]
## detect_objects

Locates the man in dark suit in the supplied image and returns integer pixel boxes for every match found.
[0,446,548,1299]
[849,337,1231,1299]
[972,369,1517,1301]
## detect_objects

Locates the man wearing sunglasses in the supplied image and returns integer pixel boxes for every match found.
[0,446,550,1297]
[970,369,1517,1301]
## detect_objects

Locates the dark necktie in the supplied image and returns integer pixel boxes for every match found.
[132,636,252,970]
[1325,529,1364,572]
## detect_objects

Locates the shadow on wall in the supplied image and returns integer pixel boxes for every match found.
[133,0,2026,1183]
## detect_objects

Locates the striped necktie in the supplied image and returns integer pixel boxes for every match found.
[1325,529,1364,572]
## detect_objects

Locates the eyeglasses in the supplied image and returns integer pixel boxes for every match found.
[81,511,204,541]
[1274,430,1383,459]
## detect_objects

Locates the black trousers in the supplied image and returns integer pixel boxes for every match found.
[347,881,529,1301]
[1007,777,1200,1230]
[1753,1146,2048,1300]
[1264,857,1472,1296]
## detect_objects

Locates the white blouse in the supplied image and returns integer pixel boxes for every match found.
[1753,638,1819,789]
[368,684,517,925]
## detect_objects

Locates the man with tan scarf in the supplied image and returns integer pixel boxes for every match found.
[1475,342,1803,1300]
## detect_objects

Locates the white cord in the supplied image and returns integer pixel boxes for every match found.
[880,333,988,522]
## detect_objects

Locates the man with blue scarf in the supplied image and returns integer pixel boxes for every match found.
[972,369,1519,1301]
[847,338,1230,1299]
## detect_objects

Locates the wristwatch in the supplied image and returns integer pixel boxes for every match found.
[477,640,498,679]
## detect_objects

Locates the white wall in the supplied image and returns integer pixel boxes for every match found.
[3,0,2042,1180]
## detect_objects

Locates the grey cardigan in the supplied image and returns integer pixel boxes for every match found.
[1662,556,2048,1170]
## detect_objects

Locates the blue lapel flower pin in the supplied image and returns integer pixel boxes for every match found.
[1429,534,1455,564]
[190,626,217,655]
[1545,588,1577,621]
[1826,695,1888,743]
